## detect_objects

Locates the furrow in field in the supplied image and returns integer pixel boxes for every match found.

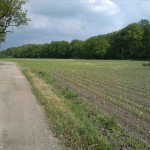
[69,71,150,99]
[54,72,150,105]
[54,74,150,145]
[54,73,150,119]
[53,74,150,146]
[66,72,150,106]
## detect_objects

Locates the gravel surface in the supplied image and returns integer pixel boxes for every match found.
[0,61,62,150]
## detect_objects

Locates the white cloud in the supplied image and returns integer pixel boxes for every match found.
[88,0,120,15]
[30,15,52,30]
[88,0,96,4]
[28,0,120,36]
[30,14,87,35]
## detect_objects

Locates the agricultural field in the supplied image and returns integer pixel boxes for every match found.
[11,59,150,149]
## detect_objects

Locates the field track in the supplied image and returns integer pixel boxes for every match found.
[0,61,62,150]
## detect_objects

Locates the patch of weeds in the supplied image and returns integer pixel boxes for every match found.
[143,106,150,112]
[82,106,147,150]
[62,88,78,99]
[142,63,150,67]
[36,71,56,84]
[94,113,118,130]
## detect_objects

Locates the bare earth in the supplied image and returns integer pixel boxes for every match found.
[0,61,62,150]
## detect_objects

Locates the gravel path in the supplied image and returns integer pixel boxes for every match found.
[0,61,62,150]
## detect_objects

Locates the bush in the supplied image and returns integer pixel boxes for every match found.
[142,63,150,67]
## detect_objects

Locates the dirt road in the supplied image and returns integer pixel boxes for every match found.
[0,61,62,150]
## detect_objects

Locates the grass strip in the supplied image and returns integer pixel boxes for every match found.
[21,68,112,150]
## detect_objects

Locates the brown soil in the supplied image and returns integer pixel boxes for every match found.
[54,75,150,148]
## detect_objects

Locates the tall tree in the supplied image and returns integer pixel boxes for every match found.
[0,0,29,34]
[139,19,150,59]
[0,33,5,45]
[70,40,85,58]
[122,23,144,59]
[85,35,110,59]
[108,23,144,59]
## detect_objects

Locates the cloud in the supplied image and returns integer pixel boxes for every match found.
[1,0,150,50]
[29,13,88,35]
[29,0,85,18]
[29,0,120,18]
[27,0,120,36]
[87,0,120,15]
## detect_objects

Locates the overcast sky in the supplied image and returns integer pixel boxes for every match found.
[1,0,150,50]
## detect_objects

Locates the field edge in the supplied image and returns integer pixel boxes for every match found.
[18,66,113,150]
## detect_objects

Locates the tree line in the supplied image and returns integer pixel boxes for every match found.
[1,19,150,60]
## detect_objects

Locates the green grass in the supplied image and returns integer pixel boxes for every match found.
[22,69,112,150]
[3,59,149,149]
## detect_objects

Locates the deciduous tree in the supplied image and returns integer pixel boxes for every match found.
[0,0,29,34]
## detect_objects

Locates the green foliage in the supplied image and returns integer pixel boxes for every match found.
[62,88,78,99]
[85,35,110,59]
[0,53,6,58]
[142,62,150,66]
[0,0,29,33]
[0,33,5,44]
[95,114,117,130]
[1,19,150,60]
[0,0,29,45]
[108,23,144,59]
[70,39,85,58]
[139,20,150,59]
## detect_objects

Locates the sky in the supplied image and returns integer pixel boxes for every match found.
[1,0,150,50]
